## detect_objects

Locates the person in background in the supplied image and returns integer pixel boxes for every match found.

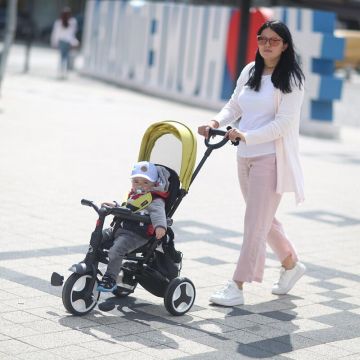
[198,20,306,307]
[51,7,79,79]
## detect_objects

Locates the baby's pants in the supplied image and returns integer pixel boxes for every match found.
[233,154,299,283]
[103,228,149,280]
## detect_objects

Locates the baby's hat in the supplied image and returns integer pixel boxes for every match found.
[130,161,158,182]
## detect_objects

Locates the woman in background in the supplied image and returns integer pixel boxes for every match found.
[51,7,79,79]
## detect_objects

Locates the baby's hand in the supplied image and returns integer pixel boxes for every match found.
[155,227,166,239]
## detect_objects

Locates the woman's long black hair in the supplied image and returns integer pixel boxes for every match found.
[246,20,305,93]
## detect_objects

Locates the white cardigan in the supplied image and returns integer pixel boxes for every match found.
[214,62,305,205]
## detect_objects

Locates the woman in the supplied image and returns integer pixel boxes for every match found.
[198,20,306,306]
[51,7,79,79]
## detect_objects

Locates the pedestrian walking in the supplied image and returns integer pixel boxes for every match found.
[50,7,79,79]
[198,20,306,306]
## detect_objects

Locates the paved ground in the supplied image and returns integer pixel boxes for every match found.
[0,45,360,359]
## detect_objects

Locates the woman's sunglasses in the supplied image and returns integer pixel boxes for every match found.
[257,36,283,47]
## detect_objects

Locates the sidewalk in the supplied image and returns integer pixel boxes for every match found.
[0,45,360,359]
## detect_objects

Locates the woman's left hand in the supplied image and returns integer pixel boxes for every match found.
[226,128,246,143]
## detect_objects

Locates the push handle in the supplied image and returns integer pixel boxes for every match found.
[204,128,229,149]
[204,127,241,149]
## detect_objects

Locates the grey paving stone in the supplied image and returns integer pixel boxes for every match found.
[222,329,267,344]
[261,311,297,322]
[212,315,258,330]
[273,333,322,349]
[193,257,228,265]
[310,280,345,291]
[299,326,358,343]
[320,290,352,299]
[312,311,360,327]
[320,300,360,311]
[247,337,295,355]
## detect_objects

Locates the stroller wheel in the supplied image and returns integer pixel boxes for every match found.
[164,277,196,316]
[62,273,100,316]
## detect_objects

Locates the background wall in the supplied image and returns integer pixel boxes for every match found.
[81,0,345,138]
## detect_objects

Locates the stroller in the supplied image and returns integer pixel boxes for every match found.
[51,121,232,316]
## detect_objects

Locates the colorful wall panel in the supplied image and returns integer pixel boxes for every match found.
[82,1,344,137]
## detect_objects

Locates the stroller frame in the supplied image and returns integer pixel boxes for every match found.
[51,122,230,316]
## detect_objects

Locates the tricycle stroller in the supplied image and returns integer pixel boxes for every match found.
[51,121,232,316]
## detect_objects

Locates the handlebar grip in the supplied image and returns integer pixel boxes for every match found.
[204,128,229,149]
[226,126,240,146]
[209,128,227,137]
[81,199,93,207]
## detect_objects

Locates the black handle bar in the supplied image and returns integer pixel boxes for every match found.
[81,199,152,223]
[204,128,229,149]
[204,127,240,149]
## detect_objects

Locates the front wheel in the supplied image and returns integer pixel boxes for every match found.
[62,273,100,316]
[164,277,196,316]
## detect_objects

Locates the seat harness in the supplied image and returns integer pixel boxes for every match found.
[112,190,169,238]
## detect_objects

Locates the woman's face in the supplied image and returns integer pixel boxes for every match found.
[257,28,288,64]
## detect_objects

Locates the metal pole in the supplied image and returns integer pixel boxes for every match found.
[236,0,251,81]
[0,0,18,94]
[23,0,35,73]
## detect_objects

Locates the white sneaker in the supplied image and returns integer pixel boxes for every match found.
[272,262,306,295]
[209,280,244,306]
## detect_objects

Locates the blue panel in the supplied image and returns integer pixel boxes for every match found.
[321,35,345,60]
[148,50,154,66]
[151,19,157,34]
[312,59,333,75]
[318,76,343,100]
[313,11,335,33]
[221,63,235,100]
[296,9,302,31]
[311,100,333,121]
[282,8,288,24]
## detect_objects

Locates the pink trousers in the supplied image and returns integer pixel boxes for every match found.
[233,154,298,283]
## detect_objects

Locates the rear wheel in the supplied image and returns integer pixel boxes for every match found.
[164,277,196,316]
[62,273,99,316]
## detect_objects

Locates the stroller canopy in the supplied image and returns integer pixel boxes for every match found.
[138,121,197,191]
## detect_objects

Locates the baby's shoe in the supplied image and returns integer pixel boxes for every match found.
[97,274,117,292]
[209,280,244,306]
[272,262,306,295]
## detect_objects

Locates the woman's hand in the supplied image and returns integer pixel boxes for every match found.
[226,128,246,143]
[198,120,219,138]
[155,226,166,240]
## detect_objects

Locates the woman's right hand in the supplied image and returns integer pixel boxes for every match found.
[197,120,219,138]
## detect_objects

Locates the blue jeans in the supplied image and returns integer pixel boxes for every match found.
[58,40,71,73]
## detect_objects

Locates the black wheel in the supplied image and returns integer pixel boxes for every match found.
[164,277,196,316]
[62,273,100,316]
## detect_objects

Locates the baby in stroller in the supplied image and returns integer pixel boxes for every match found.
[97,161,172,292]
